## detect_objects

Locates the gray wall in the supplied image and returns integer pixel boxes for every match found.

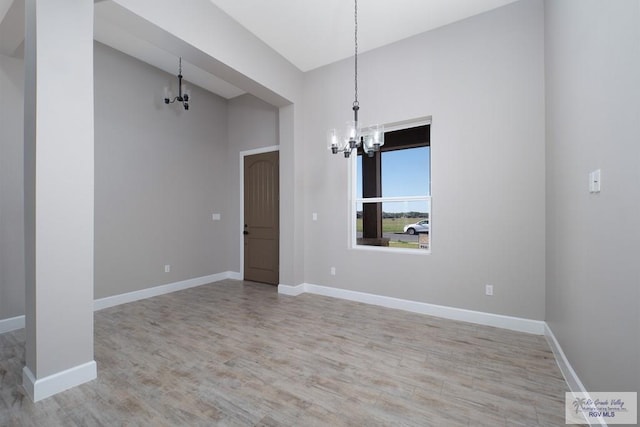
[227,94,280,274]
[2,0,637,398]
[0,43,280,318]
[545,0,640,394]
[94,42,231,299]
[302,0,546,320]
[0,53,25,320]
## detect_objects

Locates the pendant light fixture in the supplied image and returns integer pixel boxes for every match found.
[327,0,384,158]
[164,57,190,110]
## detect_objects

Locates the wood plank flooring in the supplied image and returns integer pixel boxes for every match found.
[0,280,572,426]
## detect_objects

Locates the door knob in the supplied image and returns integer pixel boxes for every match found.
[243,231,249,235]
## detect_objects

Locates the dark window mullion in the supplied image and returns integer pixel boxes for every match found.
[361,152,382,239]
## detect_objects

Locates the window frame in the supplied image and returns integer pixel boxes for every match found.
[349,117,432,254]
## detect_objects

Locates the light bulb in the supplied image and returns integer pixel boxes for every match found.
[327,129,340,154]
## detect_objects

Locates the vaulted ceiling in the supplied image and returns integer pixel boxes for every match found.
[0,0,519,99]
[209,0,519,72]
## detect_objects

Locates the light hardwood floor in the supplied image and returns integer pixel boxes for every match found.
[1,280,572,426]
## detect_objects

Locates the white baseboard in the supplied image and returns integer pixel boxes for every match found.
[279,283,545,335]
[228,271,242,280]
[545,323,605,426]
[94,271,239,311]
[0,315,25,334]
[23,361,97,402]
[544,323,588,394]
[0,272,241,334]
[277,283,306,296]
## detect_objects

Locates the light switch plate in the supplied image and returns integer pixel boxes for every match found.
[212,213,221,220]
[589,169,601,193]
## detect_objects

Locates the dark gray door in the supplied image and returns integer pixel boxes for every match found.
[243,151,279,285]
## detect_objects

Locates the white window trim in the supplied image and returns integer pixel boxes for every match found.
[348,116,432,255]
[354,196,430,204]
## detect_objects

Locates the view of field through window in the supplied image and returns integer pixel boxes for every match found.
[355,144,431,250]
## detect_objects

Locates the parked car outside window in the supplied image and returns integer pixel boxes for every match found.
[403,219,429,235]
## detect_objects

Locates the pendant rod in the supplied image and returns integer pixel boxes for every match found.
[353,0,359,124]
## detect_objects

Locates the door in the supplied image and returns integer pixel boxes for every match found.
[243,151,279,284]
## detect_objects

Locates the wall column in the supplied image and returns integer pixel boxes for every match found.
[278,104,305,286]
[23,0,96,401]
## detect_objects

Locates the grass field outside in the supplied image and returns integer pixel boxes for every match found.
[355,217,426,233]
[356,217,429,250]
[389,240,420,249]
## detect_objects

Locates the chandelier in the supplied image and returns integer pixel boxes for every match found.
[327,0,384,158]
[164,57,190,110]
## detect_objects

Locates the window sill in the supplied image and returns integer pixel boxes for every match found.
[350,244,431,255]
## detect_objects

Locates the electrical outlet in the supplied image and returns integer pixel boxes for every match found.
[330,267,336,276]
[485,284,493,296]
[164,264,171,273]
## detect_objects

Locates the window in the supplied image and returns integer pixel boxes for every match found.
[353,121,431,252]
